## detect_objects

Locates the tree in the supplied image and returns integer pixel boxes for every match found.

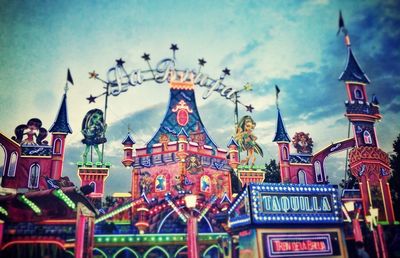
[264,159,281,183]
[389,133,400,220]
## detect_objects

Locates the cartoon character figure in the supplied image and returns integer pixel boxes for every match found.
[81,109,107,162]
[234,116,263,166]
[140,171,152,194]
[186,155,203,175]
[12,118,48,145]
[292,132,313,154]
[172,174,184,192]
[214,175,227,197]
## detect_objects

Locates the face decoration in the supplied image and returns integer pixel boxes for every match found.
[292,132,313,154]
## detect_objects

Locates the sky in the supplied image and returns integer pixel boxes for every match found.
[0,0,399,194]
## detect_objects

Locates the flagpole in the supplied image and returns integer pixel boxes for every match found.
[101,83,110,163]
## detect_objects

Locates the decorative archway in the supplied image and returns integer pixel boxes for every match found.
[174,246,187,258]
[202,244,221,258]
[143,246,169,258]
[113,246,139,258]
[157,206,213,233]
[93,247,107,258]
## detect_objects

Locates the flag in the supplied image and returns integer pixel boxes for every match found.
[275,84,280,108]
[67,69,74,85]
[337,10,346,36]
[275,84,280,98]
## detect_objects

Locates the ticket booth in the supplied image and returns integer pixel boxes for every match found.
[228,183,348,258]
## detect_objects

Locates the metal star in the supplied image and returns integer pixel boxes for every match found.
[243,82,253,91]
[87,95,96,103]
[198,58,206,66]
[116,58,125,67]
[245,104,254,113]
[89,71,98,79]
[170,44,179,51]
[222,68,231,76]
[141,53,150,61]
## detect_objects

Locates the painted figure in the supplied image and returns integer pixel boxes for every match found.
[12,118,48,145]
[186,155,203,174]
[81,109,107,162]
[140,171,152,194]
[172,174,184,192]
[234,116,263,166]
[292,132,313,154]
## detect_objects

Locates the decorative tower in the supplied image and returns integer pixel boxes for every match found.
[121,131,135,167]
[340,28,394,222]
[49,92,72,179]
[272,108,291,183]
[176,127,189,175]
[227,137,239,170]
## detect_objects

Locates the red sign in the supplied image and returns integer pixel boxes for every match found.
[272,239,327,252]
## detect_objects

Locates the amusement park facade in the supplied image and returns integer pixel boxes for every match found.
[0,19,398,258]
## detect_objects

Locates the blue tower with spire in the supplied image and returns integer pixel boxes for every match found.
[273,108,291,183]
[49,92,72,179]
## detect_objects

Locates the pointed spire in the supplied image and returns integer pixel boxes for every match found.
[227,137,239,148]
[339,47,370,84]
[49,93,72,134]
[273,108,290,142]
[177,127,189,138]
[372,94,379,105]
[122,132,136,145]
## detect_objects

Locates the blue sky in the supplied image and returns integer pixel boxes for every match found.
[1,0,399,194]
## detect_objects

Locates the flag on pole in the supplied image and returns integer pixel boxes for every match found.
[67,69,74,85]
[275,84,280,108]
[337,10,345,35]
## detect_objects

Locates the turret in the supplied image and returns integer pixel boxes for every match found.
[121,132,135,167]
[227,137,239,170]
[272,108,291,183]
[49,93,72,179]
[338,15,394,223]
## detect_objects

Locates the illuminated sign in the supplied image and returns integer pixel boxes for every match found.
[228,183,342,228]
[263,232,342,257]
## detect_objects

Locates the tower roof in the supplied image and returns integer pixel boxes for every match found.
[339,47,370,84]
[122,132,136,145]
[49,93,72,134]
[227,137,239,148]
[272,108,290,142]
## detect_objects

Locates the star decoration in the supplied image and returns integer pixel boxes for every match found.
[87,95,96,103]
[141,53,150,61]
[116,58,125,67]
[243,82,253,91]
[89,70,98,79]
[245,104,254,113]
[198,58,206,66]
[170,44,179,51]
[222,67,231,76]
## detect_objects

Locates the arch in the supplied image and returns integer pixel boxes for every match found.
[0,143,7,176]
[200,175,211,192]
[314,161,323,183]
[7,152,18,177]
[93,247,107,258]
[28,163,40,188]
[65,250,74,257]
[282,145,289,160]
[202,244,221,258]
[157,206,213,233]
[53,138,62,154]
[1,239,65,251]
[89,181,97,193]
[143,246,169,258]
[363,130,372,145]
[155,174,166,192]
[354,88,363,99]
[174,246,187,257]
[298,169,307,184]
[113,246,139,258]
